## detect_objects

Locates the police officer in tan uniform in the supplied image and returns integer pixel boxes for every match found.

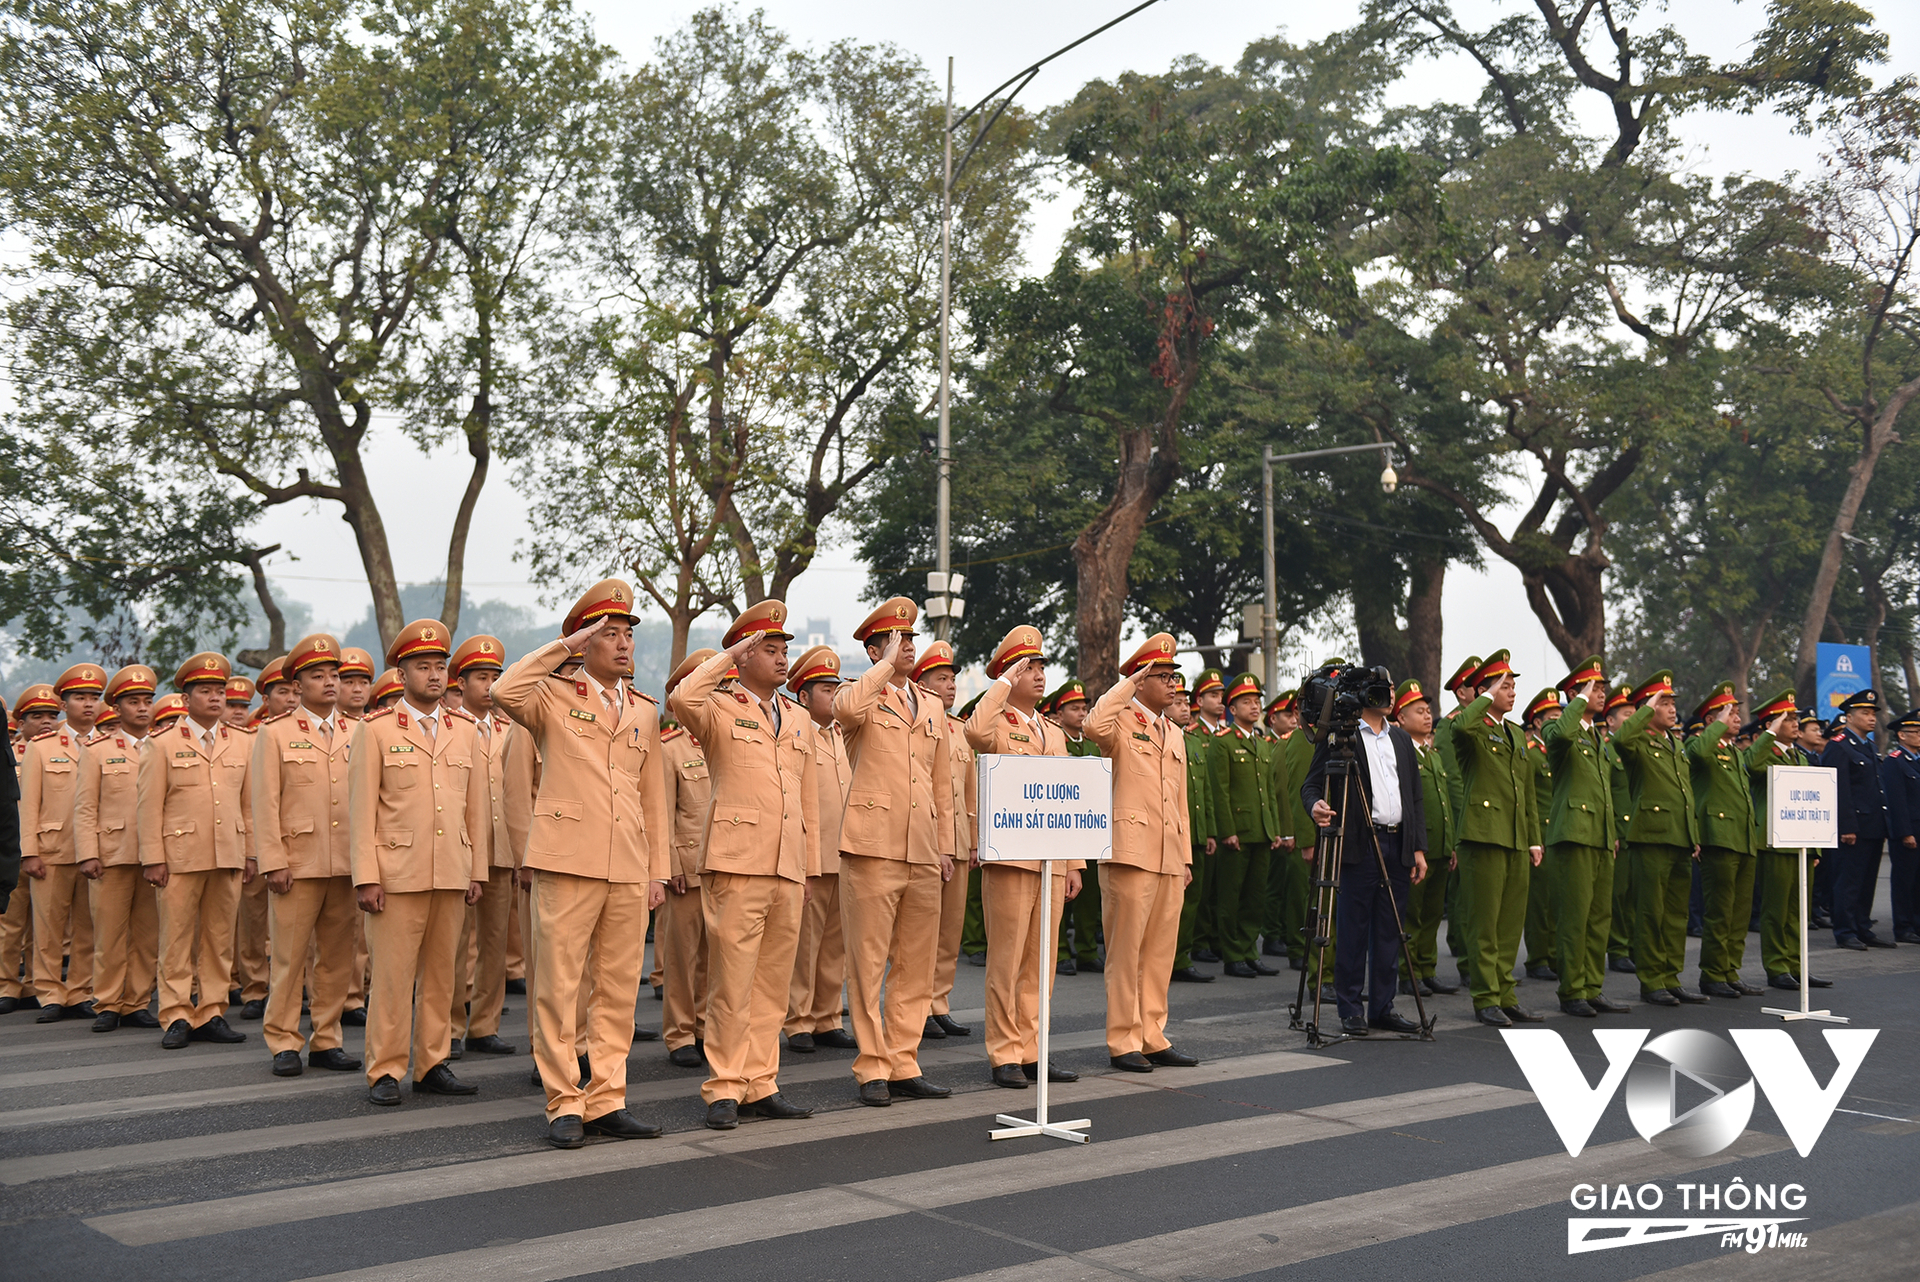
[833,598,956,1107]
[370,670,405,712]
[658,650,716,1068]
[233,658,294,1017]
[913,640,975,1042]
[965,626,1084,1088]
[18,663,106,1021]
[1086,633,1199,1072]
[249,633,364,1076]
[494,581,670,1149]
[74,665,162,1032]
[139,652,253,1049]
[446,634,520,1059]
[785,645,856,1054]
[670,600,822,1130]
[223,676,256,729]
[337,648,376,721]
[0,686,57,1015]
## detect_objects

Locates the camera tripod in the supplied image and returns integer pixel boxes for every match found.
[1287,726,1437,1048]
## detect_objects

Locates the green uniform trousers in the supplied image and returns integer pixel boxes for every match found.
[1758,849,1805,978]
[1058,874,1103,964]
[1278,847,1312,961]
[1405,855,1452,980]
[1457,840,1529,1010]
[1607,848,1634,962]
[1698,845,1756,983]
[1524,844,1557,970]
[1213,841,1271,963]
[1173,848,1213,971]
[961,865,986,957]
[1549,842,1612,1002]
[1443,866,1466,975]
[1629,843,1693,992]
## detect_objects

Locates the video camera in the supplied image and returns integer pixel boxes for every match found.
[1299,660,1393,740]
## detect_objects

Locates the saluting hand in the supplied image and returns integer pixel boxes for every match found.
[562,614,610,657]
[1001,656,1032,685]
[726,628,765,661]
[880,628,906,670]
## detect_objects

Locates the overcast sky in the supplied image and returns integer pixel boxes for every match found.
[243,0,1917,685]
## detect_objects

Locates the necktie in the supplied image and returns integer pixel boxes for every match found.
[421,714,436,742]
[319,720,333,746]
[201,729,213,754]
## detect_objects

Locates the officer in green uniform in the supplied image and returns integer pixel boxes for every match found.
[1215,673,1287,978]
[1433,656,1480,983]
[1258,691,1296,959]
[958,689,988,966]
[1601,684,1636,973]
[1393,679,1458,995]
[1169,674,1221,982]
[1450,650,1543,1026]
[1187,669,1232,962]
[1747,693,1827,990]
[1044,679,1105,972]
[1268,692,1319,969]
[1614,670,1705,1006]
[1522,688,1561,980]
[1688,681,1775,998]
[1541,658,1627,1016]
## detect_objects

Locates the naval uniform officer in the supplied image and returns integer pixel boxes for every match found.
[1880,707,1920,942]
[785,645,857,1053]
[1823,689,1891,950]
[74,665,162,1031]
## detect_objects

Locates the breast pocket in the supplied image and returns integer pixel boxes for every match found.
[168,757,207,786]
[282,753,321,785]
[382,755,421,788]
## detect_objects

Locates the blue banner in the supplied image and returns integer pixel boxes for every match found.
[1815,642,1873,716]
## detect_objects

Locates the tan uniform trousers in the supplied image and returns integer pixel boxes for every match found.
[344,913,369,1014]
[0,889,33,999]
[232,872,270,1002]
[450,867,516,1041]
[700,871,803,1106]
[785,871,845,1036]
[531,871,647,1124]
[839,854,944,1084]
[30,864,94,1007]
[982,865,1068,1067]
[88,865,158,1016]
[362,888,466,1085]
[648,907,664,992]
[1100,863,1182,1057]
[505,884,526,981]
[518,875,591,1051]
[930,858,969,1017]
[265,876,357,1055]
[659,884,709,1050]
[156,868,242,1028]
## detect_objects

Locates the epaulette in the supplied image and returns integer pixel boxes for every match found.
[363,705,397,721]
[445,706,478,723]
[29,727,63,743]
[632,690,656,705]
[660,726,684,743]
[231,722,257,734]
[264,709,294,724]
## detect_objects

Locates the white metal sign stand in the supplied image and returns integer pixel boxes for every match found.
[989,864,1091,1144]
[1760,765,1847,1025]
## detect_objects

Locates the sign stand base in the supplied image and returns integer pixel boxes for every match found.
[990,861,1091,1144]
[1763,848,1848,1025]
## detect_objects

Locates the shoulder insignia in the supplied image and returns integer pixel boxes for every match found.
[575,681,589,697]
[447,706,477,723]
[733,691,751,704]
[232,724,256,734]
[364,706,397,721]
[660,726,683,743]
[28,727,59,742]
[1134,710,1147,725]
[264,709,293,723]
[633,690,656,705]
[1006,712,1019,725]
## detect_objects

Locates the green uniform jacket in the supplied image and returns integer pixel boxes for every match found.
[1528,734,1554,839]
[1604,737,1631,845]
[1433,711,1469,846]
[1743,735,1794,850]
[1613,703,1700,847]
[1689,723,1773,854]
[1542,697,1615,850]
[1223,726,1283,842]
[1183,727,1219,843]
[1063,733,1103,759]
[1452,695,1542,849]
[1415,741,1456,858]
[1281,729,1317,844]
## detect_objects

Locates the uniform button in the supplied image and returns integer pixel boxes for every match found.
[437,829,443,836]
[332,820,339,827]
[436,805,443,812]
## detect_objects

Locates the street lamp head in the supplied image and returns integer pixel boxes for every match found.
[1380,464,1398,495]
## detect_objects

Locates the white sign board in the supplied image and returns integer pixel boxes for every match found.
[1767,765,1838,849]
[976,754,1114,863]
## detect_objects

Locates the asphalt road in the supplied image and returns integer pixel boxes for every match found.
[0,869,1915,1282]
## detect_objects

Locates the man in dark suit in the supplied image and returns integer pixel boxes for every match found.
[1822,689,1890,950]
[1302,671,1428,1037]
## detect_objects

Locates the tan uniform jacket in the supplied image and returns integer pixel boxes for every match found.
[251,710,356,878]
[660,728,711,887]
[810,721,850,874]
[346,704,489,891]
[501,725,540,868]
[473,713,515,869]
[943,710,978,863]
[832,658,954,863]
[1086,676,1190,875]
[19,728,87,864]
[669,652,821,884]
[493,640,670,884]
[136,720,255,871]
[74,731,148,867]
[964,680,1084,873]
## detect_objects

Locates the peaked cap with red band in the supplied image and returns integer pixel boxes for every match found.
[787,645,840,694]
[724,599,793,648]
[563,579,639,636]
[665,648,719,699]
[1630,670,1676,706]
[371,669,405,704]
[911,640,956,682]
[1391,678,1429,719]
[987,625,1043,679]
[105,664,158,703]
[1524,687,1563,723]
[337,647,376,679]
[1693,680,1737,723]
[54,663,106,697]
[1121,632,1179,677]
[1559,655,1605,694]
[174,652,231,690]
[853,596,917,643]
[13,683,59,716]
[1444,656,1483,694]
[287,632,344,676]
[450,634,506,678]
[386,619,451,667]
[1226,671,1263,703]
[224,676,255,704]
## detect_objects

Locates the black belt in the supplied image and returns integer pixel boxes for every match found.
[1371,822,1401,834]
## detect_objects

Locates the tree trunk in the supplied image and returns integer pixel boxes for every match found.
[1073,420,1180,697]
[1354,581,1409,685]
[1522,552,1608,666]
[235,545,288,672]
[1405,557,1445,695]
[1898,635,1919,712]
[441,402,490,635]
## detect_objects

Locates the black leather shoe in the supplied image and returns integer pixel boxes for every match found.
[368,1075,402,1106]
[124,1009,161,1028]
[1767,972,1798,990]
[857,1079,892,1106]
[0,997,18,1015]
[1056,957,1077,976]
[1641,987,1681,1006]
[1524,964,1557,981]
[1289,957,1305,970]
[505,978,527,995]
[548,1115,585,1148]
[585,1108,662,1138]
[1340,1016,1370,1036]
[448,1037,464,1060]
[742,1092,813,1120]
[633,1025,660,1041]
[1250,958,1280,976]
[706,1099,739,1130]
[1671,987,1711,1004]
[920,1015,947,1040]
[1109,1052,1153,1072]
[341,1006,367,1026]
[272,1049,304,1076]
[577,1054,590,1087]
[1701,980,1741,998]
[888,1076,952,1100]
[414,1062,478,1095]
[1810,914,1831,930]
[1864,935,1898,949]
[1371,1011,1420,1033]
[1501,1005,1544,1023]
[1193,947,1221,963]
[1145,1046,1198,1067]
[529,1068,543,1086]
[1262,940,1286,957]
[1474,1006,1512,1027]
[1806,973,1833,988]
[34,1004,65,1024]
[932,1013,970,1037]
[1898,932,1920,944]
[91,1010,120,1032]
[1732,980,1766,996]
[1223,960,1258,978]
[1836,936,1868,951]
[1169,966,1215,983]
[1590,996,1631,1013]
[309,1047,362,1071]
[1022,1061,1077,1082]
[787,1032,816,1053]
[1423,975,1461,995]
[161,1018,192,1049]
[192,1016,246,1043]
[1560,999,1598,1018]
[1078,958,1104,973]
[814,1028,858,1049]
[239,999,265,1021]
[1608,955,1638,973]
[1399,977,1416,996]
[669,1044,704,1068]
[466,1034,516,1055]
[964,952,986,966]
[652,984,663,1000]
